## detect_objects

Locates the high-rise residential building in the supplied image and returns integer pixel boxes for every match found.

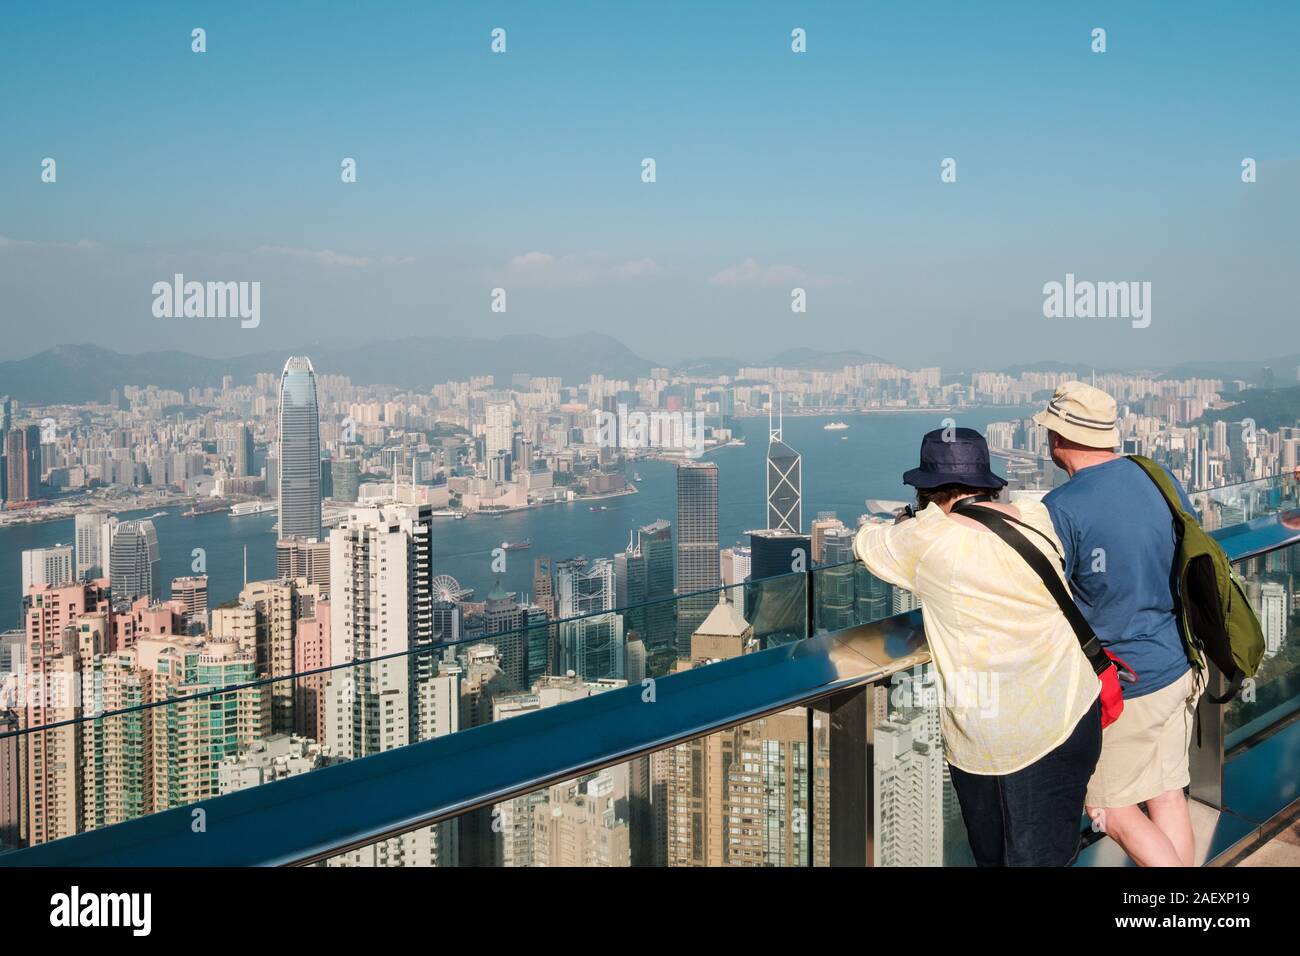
[766,400,801,533]
[1255,580,1289,658]
[4,424,42,505]
[276,537,331,595]
[21,545,74,595]
[74,512,110,580]
[20,582,111,845]
[675,461,720,656]
[326,503,441,758]
[80,641,149,831]
[484,396,515,457]
[141,637,270,810]
[293,601,330,743]
[278,356,322,540]
[240,578,311,733]
[530,770,632,867]
[873,669,945,866]
[169,575,209,634]
[108,520,159,603]
[324,503,457,870]
[218,734,329,794]
[490,675,627,867]
[209,603,259,658]
[664,607,824,866]
[0,707,20,850]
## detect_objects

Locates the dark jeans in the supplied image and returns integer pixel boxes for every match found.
[949,698,1102,866]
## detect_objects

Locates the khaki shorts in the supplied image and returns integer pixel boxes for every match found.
[1085,667,1202,809]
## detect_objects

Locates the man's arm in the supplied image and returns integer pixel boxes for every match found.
[1044,496,1079,580]
[853,518,922,592]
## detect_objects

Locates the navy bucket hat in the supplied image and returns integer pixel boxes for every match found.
[902,427,1007,490]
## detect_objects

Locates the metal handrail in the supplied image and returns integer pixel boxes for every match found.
[1,610,927,866]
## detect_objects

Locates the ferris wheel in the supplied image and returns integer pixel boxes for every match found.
[432,575,463,603]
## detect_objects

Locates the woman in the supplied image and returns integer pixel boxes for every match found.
[855,426,1101,866]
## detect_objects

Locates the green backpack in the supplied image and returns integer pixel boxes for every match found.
[1130,455,1267,703]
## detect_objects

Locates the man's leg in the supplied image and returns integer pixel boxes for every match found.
[1089,802,1184,867]
[1146,788,1196,866]
[949,763,1006,867]
[1001,699,1102,866]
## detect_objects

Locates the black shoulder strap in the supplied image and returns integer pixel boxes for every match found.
[952,501,1111,677]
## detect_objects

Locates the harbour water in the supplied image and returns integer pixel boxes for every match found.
[0,409,1030,628]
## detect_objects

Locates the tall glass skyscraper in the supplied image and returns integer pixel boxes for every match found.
[109,519,159,602]
[278,356,322,540]
[766,399,801,533]
[675,462,720,656]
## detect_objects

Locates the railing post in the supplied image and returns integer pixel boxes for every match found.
[1188,664,1226,810]
[816,684,875,866]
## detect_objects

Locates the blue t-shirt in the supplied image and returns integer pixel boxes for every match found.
[1044,457,1195,699]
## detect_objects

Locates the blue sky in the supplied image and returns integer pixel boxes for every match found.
[2,1,1297,369]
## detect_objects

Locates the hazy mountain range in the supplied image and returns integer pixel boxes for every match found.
[0,336,1295,406]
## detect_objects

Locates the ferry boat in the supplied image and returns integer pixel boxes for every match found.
[823,421,849,431]
[633,472,642,482]
[149,511,169,519]
[502,539,531,551]
[230,501,277,516]
[589,505,607,512]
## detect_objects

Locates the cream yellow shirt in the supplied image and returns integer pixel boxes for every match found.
[854,500,1100,775]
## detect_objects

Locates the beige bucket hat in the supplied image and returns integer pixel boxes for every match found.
[1033,380,1120,449]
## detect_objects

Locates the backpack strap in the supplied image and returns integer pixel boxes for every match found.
[951,500,1111,678]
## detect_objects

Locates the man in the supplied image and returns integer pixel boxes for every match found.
[1037,381,1203,867]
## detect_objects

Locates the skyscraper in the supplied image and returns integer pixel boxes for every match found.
[233,422,255,477]
[556,558,624,681]
[109,520,160,603]
[619,519,675,665]
[327,503,440,758]
[484,395,514,457]
[74,511,108,580]
[766,397,801,533]
[325,503,453,868]
[4,424,42,506]
[20,545,74,595]
[675,461,720,656]
[278,357,322,540]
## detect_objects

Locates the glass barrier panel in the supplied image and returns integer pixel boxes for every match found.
[1189,472,1300,530]
[1225,542,1300,744]
[0,580,789,855]
[868,663,972,867]
[319,705,820,867]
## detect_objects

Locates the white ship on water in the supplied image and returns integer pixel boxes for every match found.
[230,501,278,517]
[823,421,849,431]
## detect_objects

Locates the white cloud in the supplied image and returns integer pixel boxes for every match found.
[505,251,664,286]
[256,246,415,268]
[709,257,845,288]
[0,235,98,251]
